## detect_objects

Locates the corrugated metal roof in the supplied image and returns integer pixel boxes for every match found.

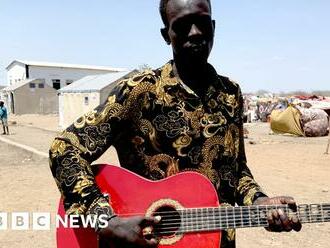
[6,60,126,72]
[58,71,135,93]
[2,79,36,91]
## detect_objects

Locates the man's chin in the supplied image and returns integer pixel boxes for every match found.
[175,50,209,67]
[186,53,208,66]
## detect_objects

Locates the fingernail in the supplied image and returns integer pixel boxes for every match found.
[155,216,162,222]
[278,209,284,215]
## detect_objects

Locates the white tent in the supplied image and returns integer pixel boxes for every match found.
[58,70,137,129]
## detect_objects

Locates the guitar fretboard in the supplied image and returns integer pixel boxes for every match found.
[157,203,330,234]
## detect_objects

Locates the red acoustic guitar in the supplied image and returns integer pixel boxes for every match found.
[57,164,330,248]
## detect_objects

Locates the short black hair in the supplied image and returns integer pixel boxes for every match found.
[159,0,212,27]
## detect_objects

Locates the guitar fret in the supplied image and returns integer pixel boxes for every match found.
[307,204,312,223]
[243,206,252,227]
[232,207,236,228]
[323,204,330,222]
[324,204,330,222]
[320,204,324,222]
[248,206,256,227]
[311,204,322,223]
[188,209,192,232]
[240,207,244,227]
[204,208,208,230]
[256,205,260,227]
[225,207,229,228]
[219,207,226,230]
[218,207,222,229]
[198,208,202,231]
[200,208,203,230]
[212,208,216,229]
[247,206,252,227]
[234,207,241,228]
[197,208,201,231]
[182,209,187,233]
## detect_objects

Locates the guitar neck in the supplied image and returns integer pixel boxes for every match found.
[176,203,330,233]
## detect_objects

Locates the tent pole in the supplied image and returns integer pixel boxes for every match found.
[325,117,330,154]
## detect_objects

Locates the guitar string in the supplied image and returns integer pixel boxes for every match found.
[95,204,329,234]
[146,208,329,234]
[157,210,330,225]
[111,203,330,216]
[153,212,324,229]
[113,205,330,218]
[154,215,323,232]
[152,213,330,235]
[115,212,330,229]
[150,204,330,235]
[118,210,330,224]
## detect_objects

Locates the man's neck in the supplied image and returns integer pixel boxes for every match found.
[172,59,213,96]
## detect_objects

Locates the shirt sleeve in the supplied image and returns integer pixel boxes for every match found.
[49,81,130,218]
[235,87,268,206]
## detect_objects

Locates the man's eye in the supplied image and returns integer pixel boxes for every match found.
[173,22,190,34]
[196,16,212,29]
[172,16,212,35]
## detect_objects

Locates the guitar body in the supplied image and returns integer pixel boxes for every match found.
[57,164,221,248]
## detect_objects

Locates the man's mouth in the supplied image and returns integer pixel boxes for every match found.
[186,42,207,54]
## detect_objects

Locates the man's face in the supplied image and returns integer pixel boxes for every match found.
[163,0,215,64]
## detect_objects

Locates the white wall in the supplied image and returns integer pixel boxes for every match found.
[29,66,117,89]
[7,64,26,85]
[7,61,119,89]
[59,92,101,129]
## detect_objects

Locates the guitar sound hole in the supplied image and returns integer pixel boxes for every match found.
[153,205,181,237]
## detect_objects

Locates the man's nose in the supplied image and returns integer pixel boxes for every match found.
[188,24,202,37]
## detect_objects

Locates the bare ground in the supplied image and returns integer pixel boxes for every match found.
[0,116,329,247]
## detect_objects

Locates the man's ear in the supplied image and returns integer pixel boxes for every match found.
[212,20,216,32]
[161,27,171,45]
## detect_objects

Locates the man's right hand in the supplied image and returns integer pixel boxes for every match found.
[98,216,161,248]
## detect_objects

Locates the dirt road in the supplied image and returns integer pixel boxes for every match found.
[0,121,329,247]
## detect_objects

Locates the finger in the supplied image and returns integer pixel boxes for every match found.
[291,215,302,232]
[267,211,274,226]
[135,236,159,247]
[142,226,153,237]
[288,201,298,212]
[144,238,159,247]
[267,210,282,232]
[140,216,162,227]
[280,196,295,205]
[278,208,292,232]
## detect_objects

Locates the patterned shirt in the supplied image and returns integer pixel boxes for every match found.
[49,61,266,247]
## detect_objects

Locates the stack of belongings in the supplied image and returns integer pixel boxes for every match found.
[297,105,329,136]
[270,104,329,137]
[256,98,286,122]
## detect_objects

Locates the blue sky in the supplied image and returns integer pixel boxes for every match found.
[0,0,329,93]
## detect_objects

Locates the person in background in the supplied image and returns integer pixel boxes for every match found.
[0,101,9,135]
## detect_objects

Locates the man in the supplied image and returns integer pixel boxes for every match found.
[49,0,301,247]
[0,101,9,135]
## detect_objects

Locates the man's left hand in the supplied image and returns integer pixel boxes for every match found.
[253,196,302,232]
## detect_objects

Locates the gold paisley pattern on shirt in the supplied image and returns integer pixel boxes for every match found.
[217,92,238,117]
[74,102,125,129]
